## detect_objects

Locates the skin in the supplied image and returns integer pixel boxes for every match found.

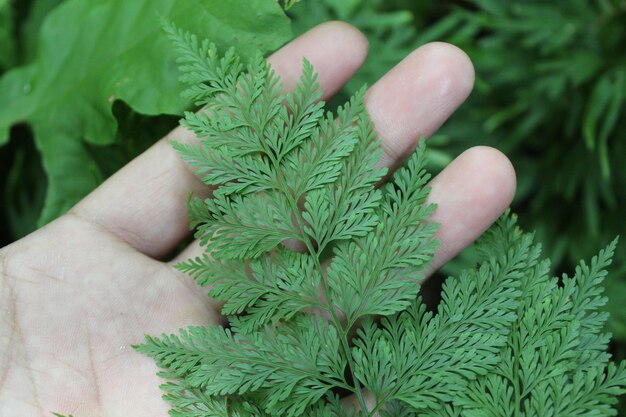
[0,22,516,417]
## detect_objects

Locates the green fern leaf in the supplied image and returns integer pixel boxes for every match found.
[327,143,438,324]
[137,25,626,417]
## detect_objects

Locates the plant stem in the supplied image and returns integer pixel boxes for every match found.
[283,188,370,416]
[311,245,370,416]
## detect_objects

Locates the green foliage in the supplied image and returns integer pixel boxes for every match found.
[1,1,624,415]
[0,0,16,71]
[425,225,626,417]
[4,132,46,238]
[290,0,626,346]
[0,0,291,230]
[461,0,626,343]
[18,0,67,65]
[415,0,626,343]
[280,0,302,10]
[136,28,626,417]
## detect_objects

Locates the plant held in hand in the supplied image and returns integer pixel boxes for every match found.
[135,25,626,417]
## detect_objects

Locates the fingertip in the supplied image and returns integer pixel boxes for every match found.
[420,42,475,104]
[426,146,516,272]
[366,41,475,167]
[430,145,517,228]
[268,21,368,98]
[316,20,369,63]
[460,145,517,211]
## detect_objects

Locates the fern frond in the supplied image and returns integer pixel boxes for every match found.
[179,249,323,332]
[318,103,386,246]
[172,140,275,196]
[195,192,304,260]
[159,371,231,417]
[568,238,617,369]
[287,90,361,197]
[327,143,438,324]
[146,318,348,417]
[164,22,242,103]
[351,214,532,414]
[139,25,626,417]
[554,362,626,417]
[269,59,325,163]
[445,222,626,417]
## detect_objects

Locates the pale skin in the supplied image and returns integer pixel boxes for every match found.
[0,22,516,416]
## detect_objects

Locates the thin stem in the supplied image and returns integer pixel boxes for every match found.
[283,187,370,416]
[310,242,371,417]
[264,89,370,413]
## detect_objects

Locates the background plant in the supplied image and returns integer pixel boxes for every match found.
[0,0,291,238]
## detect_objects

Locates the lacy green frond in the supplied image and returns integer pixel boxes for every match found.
[138,318,349,417]
[178,249,323,332]
[196,192,305,259]
[138,24,626,417]
[327,143,438,324]
[351,213,531,414]
[436,217,626,417]
[158,371,231,417]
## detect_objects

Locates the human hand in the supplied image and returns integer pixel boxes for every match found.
[0,22,515,417]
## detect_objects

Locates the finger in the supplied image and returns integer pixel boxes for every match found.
[425,146,516,274]
[171,146,516,272]
[69,22,369,258]
[365,41,475,170]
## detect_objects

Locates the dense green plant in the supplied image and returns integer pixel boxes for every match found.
[133,27,626,417]
[289,0,420,97]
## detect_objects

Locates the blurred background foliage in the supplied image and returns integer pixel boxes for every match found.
[0,0,290,237]
[1,0,625,410]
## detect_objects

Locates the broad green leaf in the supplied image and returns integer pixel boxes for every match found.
[0,0,16,70]
[19,0,67,64]
[0,0,291,225]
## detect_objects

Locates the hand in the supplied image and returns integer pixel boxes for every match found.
[0,22,515,417]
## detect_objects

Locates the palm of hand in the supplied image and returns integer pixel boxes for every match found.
[1,215,219,416]
[0,22,514,417]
